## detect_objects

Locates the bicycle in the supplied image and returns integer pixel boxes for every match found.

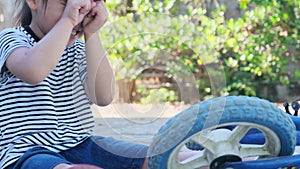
[147,96,300,169]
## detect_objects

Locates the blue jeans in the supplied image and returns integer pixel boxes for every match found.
[7,136,148,169]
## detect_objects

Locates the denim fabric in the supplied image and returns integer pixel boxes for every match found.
[8,136,148,169]
[10,147,72,169]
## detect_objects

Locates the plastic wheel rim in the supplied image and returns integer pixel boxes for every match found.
[167,122,281,169]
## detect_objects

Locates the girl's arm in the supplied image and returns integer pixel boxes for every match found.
[83,1,115,106]
[84,34,115,106]
[6,19,74,84]
[5,0,92,84]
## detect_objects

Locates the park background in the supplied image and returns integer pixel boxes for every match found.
[1,0,300,104]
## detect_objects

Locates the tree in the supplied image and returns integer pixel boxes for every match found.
[102,0,300,103]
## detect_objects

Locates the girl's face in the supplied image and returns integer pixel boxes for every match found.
[29,0,81,45]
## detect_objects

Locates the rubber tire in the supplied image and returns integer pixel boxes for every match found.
[147,96,297,169]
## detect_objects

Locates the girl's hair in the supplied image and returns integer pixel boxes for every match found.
[15,0,48,26]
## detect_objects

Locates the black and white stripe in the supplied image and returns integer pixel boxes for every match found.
[0,27,95,168]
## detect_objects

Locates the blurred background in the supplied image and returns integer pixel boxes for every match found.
[1,0,299,104]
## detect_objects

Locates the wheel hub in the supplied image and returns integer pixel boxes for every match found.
[210,155,242,169]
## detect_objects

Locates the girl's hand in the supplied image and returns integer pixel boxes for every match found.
[62,0,93,27]
[83,0,108,38]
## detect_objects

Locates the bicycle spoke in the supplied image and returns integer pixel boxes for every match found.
[228,125,251,144]
[239,144,271,158]
[191,134,216,153]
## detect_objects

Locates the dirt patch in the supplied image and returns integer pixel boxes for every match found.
[92,103,190,145]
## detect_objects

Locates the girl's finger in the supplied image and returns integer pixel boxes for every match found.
[90,0,97,7]
[79,0,92,14]
[91,1,107,16]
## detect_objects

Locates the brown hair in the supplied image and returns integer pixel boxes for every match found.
[15,0,48,26]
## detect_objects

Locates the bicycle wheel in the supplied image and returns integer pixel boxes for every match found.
[147,96,297,169]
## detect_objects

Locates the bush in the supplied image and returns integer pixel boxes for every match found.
[101,0,300,103]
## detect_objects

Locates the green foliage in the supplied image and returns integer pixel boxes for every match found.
[102,0,300,103]
[137,86,177,104]
[221,0,299,96]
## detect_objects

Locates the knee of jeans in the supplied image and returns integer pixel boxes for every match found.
[21,153,71,169]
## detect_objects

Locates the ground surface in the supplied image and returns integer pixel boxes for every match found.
[92,102,190,145]
[92,102,300,156]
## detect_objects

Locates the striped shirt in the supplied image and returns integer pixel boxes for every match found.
[0,27,95,168]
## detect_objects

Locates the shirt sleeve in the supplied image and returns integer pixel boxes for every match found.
[0,28,32,71]
[75,40,88,83]
[0,28,32,86]
[74,40,94,104]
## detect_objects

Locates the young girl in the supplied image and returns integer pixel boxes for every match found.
[0,0,148,168]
